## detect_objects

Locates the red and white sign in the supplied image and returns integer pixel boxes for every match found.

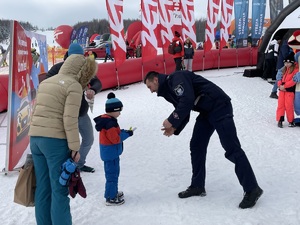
[106,0,126,67]
[158,0,174,55]
[180,0,196,47]
[220,0,234,50]
[204,0,220,52]
[141,0,159,62]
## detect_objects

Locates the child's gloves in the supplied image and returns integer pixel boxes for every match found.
[59,158,76,186]
[126,130,133,136]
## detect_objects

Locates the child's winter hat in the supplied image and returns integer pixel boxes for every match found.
[105,92,123,112]
[68,43,84,56]
[283,52,295,64]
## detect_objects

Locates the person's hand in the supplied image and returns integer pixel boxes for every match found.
[163,119,172,129]
[161,127,176,137]
[279,85,286,91]
[126,130,133,136]
[71,150,80,163]
[85,89,95,100]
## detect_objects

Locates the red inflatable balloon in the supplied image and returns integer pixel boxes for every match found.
[54,25,73,49]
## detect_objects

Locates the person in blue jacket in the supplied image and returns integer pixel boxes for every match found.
[93,92,134,206]
[144,70,263,209]
[104,43,114,62]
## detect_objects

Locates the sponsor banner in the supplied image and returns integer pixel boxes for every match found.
[172,0,182,33]
[106,0,126,67]
[269,0,283,23]
[251,0,266,46]
[141,0,159,62]
[234,0,249,48]
[7,21,48,171]
[181,0,197,47]
[70,26,89,47]
[220,0,234,50]
[204,0,221,52]
[158,0,174,56]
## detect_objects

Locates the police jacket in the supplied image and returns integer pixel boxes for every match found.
[157,70,231,134]
[46,61,102,117]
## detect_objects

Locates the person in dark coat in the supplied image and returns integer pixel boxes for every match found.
[46,43,102,173]
[144,70,263,209]
[183,38,194,71]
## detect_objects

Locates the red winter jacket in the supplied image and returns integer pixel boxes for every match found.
[172,36,184,59]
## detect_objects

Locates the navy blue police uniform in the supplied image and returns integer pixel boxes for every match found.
[157,70,258,192]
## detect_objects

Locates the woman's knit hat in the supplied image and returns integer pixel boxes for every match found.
[105,92,123,112]
[283,52,295,64]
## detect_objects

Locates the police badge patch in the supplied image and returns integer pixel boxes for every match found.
[173,112,179,119]
[174,84,184,96]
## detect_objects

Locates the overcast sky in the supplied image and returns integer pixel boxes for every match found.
[1,0,289,29]
[1,0,208,29]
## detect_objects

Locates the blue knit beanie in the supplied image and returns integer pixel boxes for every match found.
[105,92,123,112]
[68,43,84,56]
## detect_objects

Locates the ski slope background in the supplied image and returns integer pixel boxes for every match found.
[1,65,300,224]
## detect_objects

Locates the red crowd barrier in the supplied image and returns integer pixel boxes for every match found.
[97,47,258,90]
[0,75,9,112]
[0,47,258,111]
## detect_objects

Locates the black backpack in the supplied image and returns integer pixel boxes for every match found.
[168,41,182,55]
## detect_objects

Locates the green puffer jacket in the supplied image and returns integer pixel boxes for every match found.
[29,54,98,151]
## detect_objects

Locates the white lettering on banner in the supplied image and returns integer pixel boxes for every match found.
[181,0,196,44]
[18,62,27,72]
[173,0,181,25]
[220,0,233,46]
[205,0,220,48]
[141,0,158,49]
[158,0,174,44]
[107,0,126,52]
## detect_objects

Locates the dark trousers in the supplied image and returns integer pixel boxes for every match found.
[263,58,277,80]
[174,57,182,71]
[104,53,114,62]
[189,103,258,192]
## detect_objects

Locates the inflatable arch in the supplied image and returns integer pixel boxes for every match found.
[256,0,300,71]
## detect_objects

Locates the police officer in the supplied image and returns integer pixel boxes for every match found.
[144,70,263,209]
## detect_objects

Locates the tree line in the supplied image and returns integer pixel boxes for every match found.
[0,18,208,44]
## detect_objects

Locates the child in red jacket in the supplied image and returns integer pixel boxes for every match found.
[276,53,297,128]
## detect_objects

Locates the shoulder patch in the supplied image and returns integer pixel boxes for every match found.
[174,84,184,96]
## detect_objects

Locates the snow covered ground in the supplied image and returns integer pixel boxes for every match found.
[1,65,300,225]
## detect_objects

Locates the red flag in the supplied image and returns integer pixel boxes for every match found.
[219,0,234,50]
[106,0,126,67]
[204,0,221,52]
[158,0,174,56]
[181,0,196,47]
[141,0,159,62]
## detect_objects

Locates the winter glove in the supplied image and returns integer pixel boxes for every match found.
[126,130,133,136]
[59,158,76,186]
[68,168,87,198]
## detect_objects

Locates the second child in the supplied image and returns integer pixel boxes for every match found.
[94,92,134,205]
[276,53,297,128]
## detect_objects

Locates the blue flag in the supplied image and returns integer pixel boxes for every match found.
[251,0,266,46]
[234,0,249,48]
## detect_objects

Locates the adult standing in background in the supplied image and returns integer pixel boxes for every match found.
[262,36,281,80]
[172,31,184,71]
[183,38,194,72]
[46,43,102,173]
[29,54,98,225]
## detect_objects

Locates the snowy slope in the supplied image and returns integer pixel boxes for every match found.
[1,66,300,225]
